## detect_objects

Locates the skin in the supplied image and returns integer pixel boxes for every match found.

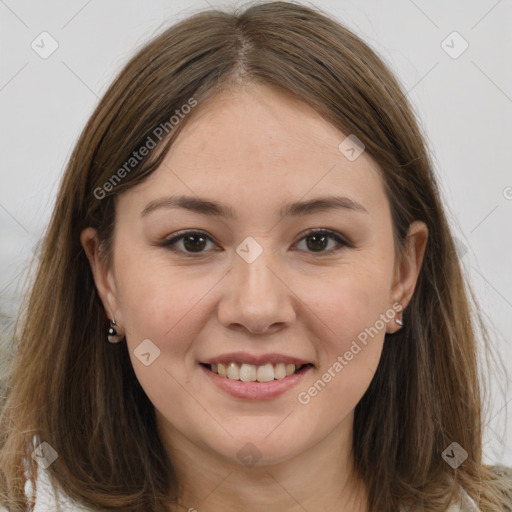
[81,83,428,512]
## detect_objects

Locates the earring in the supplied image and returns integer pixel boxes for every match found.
[395,315,403,327]
[107,317,123,343]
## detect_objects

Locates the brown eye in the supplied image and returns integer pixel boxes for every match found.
[160,228,350,257]
[296,229,349,255]
[181,233,208,252]
[160,231,216,255]
[305,232,329,252]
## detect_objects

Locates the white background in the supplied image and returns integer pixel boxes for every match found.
[1,0,511,466]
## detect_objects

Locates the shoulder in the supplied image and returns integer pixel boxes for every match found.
[489,464,512,511]
[400,485,481,512]
[456,487,481,511]
[26,466,95,512]
[22,464,512,512]
[491,464,512,482]
[435,466,512,512]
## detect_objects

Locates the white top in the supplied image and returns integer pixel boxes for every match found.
[25,467,92,512]
[0,465,482,512]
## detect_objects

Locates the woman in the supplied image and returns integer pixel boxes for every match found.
[1,1,511,511]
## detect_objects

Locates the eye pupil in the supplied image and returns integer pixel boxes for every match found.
[306,233,328,252]
[183,234,207,252]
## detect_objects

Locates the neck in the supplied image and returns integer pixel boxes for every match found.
[159,413,369,512]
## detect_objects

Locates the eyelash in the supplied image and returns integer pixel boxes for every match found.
[159,229,351,257]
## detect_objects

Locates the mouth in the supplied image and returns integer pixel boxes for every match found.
[200,361,314,383]
[199,360,315,400]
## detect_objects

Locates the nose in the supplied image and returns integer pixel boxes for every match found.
[217,249,296,335]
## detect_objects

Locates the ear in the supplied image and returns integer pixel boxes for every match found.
[387,220,428,333]
[80,227,123,327]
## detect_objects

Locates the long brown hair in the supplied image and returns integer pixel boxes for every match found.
[1,2,511,511]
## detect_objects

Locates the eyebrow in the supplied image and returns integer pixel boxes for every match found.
[140,194,369,218]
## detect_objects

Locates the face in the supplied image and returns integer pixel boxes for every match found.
[83,83,426,468]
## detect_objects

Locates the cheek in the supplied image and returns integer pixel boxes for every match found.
[297,258,393,406]
[304,266,393,342]
[297,277,388,421]
[114,250,221,355]
[116,261,212,410]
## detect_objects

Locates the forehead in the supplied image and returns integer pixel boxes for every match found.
[121,83,388,219]
[170,83,366,168]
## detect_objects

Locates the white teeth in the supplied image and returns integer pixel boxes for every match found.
[239,363,257,382]
[227,362,239,380]
[274,363,286,379]
[208,361,307,382]
[256,363,274,382]
[217,363,227,377]
[285,363,295,376]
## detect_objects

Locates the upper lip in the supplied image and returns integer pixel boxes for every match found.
[201,352,313,367]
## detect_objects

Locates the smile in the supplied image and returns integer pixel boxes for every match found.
[199,361,314,400]
[203,361,313,382]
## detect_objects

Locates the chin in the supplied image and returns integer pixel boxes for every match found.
[206,426,314,468]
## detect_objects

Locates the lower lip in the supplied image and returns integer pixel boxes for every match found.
[199,364,314,400]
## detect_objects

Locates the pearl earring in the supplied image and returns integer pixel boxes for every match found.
[107,318,123,343]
